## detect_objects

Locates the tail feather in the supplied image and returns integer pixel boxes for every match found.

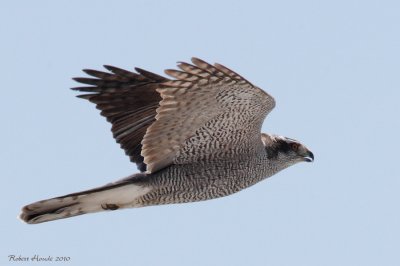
[20,180,151,224]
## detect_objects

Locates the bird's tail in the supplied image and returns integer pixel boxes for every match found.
[19,179,151,224]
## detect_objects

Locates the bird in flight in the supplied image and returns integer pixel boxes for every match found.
[20,58,314,224]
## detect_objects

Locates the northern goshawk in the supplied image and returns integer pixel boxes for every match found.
[20,58,314,224]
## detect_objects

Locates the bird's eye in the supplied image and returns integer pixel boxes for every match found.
[291,143,300,151]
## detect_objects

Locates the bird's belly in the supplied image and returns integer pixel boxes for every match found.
[137,158,271,206]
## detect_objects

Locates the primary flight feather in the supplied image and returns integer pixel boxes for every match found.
[20,58,314,224]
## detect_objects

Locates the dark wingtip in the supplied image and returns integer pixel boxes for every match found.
[70,86,99,92]
[82,69,94,75]
[103,65,117,71]
[135,67,168,82]
[82,69,106,77]
[70,86,81,91]
[76,94,95,100]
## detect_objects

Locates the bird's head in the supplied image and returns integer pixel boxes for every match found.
[261,133,314,165]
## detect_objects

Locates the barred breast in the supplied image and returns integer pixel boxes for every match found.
[136,150,276,206]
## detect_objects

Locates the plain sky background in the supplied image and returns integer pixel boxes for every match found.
[1,0,399,265]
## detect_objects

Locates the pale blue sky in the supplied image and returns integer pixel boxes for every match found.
[1,0,399,265]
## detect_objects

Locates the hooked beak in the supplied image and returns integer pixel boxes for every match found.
[303,150,314,162]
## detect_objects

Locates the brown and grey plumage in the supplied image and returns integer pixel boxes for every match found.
[19,58,314,224]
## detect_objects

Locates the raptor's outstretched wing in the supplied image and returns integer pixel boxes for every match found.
[73,58,276,174]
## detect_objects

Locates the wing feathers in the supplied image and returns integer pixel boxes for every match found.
[82,69,126,81]
[103,65,143,80]
[73,58,275,174]
[72,65,165,172]
[135,67,167,82]
[191,57,225,78]
[177,62,212,78]
[214,63,252,84]
[141,58,273,173]
[164,69,201,81]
